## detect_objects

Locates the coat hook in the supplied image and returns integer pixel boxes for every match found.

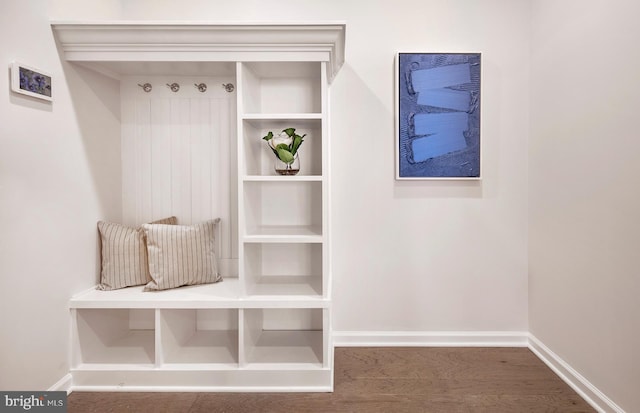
[222,83,235,93]
[194,83,207,93]
[137,83,152,93]
[166,83,180,92]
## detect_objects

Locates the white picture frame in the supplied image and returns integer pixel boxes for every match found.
[10,61,53,102]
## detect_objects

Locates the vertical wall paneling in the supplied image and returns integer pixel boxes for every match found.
[121,76,237,276]
[121,90,136,225]
[150,98,172,220]
[170,98,192,225]
[190,98,205,223]
[136,99,152,225]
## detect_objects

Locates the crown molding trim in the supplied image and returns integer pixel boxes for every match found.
[51,22,346,82]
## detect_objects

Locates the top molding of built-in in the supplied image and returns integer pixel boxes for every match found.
[51,21,346,82]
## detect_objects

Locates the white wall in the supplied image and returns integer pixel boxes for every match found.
[1,0,531,390]
[0,0,121,389]
[112,0,531,332]
[324,1,530,333]
[529,1,640,411]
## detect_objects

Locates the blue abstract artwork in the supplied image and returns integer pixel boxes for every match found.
[396,53,481,179]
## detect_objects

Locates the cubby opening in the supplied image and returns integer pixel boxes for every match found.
[242,118,322,177]
[243,308,324,366]
[160,309,238,365]
[243,181,322,238]
[75,309,155,366]
[244,243,323,297]
[241,62,321,114]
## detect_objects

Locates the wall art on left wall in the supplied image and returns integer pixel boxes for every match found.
[10,61,52,101]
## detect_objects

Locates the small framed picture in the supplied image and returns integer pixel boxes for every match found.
[10,61,52,101]
[395,52,481,180]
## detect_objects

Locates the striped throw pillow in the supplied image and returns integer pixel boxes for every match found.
[97,216,177,290]
[142,219,222,291]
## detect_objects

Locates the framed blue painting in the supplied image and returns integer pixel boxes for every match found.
[395,52,481,179]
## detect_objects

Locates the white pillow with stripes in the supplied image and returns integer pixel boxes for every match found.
[97,216,177,291]
[143,218,222,291]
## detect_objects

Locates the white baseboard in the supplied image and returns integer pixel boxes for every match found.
[68,386,332,393]
[48,373,73,394]
[528,334,625,413]
[333,330,529,347]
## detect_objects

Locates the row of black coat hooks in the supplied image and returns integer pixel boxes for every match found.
[136,83,235,93]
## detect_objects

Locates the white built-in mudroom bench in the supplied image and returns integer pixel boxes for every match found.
[52,22,345,392]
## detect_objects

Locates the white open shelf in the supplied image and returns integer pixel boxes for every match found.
[244,243,323,298]
[160,309,238,366]
[243,181,322,239]
[74,309,155,366]
[243,308,324,368]
[243,225,323,243]
[242,113,322,122]
[242,117,322,177]
[241,62,321,114]
[247,276,322,298]
[243,175,323,182]
[245,331,324,368]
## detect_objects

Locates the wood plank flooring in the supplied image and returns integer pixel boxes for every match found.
[68,347,596,412]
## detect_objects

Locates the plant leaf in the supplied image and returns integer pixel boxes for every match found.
[282,128,296,137]
[262,131,274,141]
[291,135,303,155]
[276,148,295,164]
[275,143,290,151]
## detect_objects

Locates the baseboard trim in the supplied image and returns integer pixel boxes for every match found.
[333,330,529,347]
[528,334,625,413]
[48,373,73,394]
[69,385,332,393]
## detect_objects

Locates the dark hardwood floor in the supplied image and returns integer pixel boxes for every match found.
[68,347,595,412]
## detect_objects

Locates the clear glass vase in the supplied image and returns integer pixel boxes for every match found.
[274,153,300,176]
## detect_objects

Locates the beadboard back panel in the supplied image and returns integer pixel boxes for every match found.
[121,76,237,275]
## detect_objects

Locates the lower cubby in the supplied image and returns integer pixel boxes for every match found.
[160,309,238,366]
[243,308,326,367]
[73,308,155,366]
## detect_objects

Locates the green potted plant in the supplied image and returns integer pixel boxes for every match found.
[263,128,306,175]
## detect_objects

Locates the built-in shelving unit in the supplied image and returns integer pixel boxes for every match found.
[234,57,331,386]
[54,21,344,392]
